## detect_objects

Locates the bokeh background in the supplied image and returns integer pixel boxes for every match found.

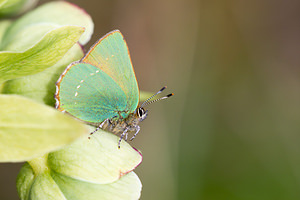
[1,0,300,199]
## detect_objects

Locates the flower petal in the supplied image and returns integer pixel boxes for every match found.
[48,128,143,184]
[0,95,89,162]
[0,25,84,83]
[1,43,84,106]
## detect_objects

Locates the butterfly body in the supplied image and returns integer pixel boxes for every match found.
[99,107,147,143]
[101,113,137,134]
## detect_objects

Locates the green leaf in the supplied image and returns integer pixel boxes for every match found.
[48,128,143,184]
[0,95,89,162]
[2,1,93,48]
[0,25,84,83]
[1,43,84,106]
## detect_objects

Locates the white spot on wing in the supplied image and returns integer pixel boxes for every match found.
[90,73,94,76]
[75,92,78,97]
[96,70,99,73]
[80,80,84,83]
[77,85,81,89]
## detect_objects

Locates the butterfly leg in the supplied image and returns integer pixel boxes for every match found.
[89,118,110,139]
[130,125,140,141]
[118,128,128,149]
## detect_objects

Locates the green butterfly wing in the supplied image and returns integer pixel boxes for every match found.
[55,30,139,123]
[82,30,139,114]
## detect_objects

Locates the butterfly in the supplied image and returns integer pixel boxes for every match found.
[55,30,173,148]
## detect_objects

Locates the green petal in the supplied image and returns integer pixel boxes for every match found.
[30,172,66,200]
[48,128,142,184]
[0,95,89,162]
[0,20,12,46]
[1,43,84,106]
[52,171,142,200]
[3,23,58,51]
[16,163,35,200]
[2,1,93,48]
[17,162,142,200]
[0,25,84,83]
[17,161,67,200]
[0,0,25,16]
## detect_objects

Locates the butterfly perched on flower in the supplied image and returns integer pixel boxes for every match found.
[55,30,173,148]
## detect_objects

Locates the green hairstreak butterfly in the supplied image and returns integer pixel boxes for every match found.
[55,30,173,148]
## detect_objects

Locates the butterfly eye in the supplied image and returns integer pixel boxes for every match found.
[137,107,148,121]
[137,107,144,117]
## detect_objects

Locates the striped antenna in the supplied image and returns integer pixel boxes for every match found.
[140,86,173,107]
[140,86,167,107]
[142,93,174,107]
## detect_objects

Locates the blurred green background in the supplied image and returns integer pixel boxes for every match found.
[1,0,300,199]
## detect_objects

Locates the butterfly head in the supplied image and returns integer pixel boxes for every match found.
[136,107,148,122]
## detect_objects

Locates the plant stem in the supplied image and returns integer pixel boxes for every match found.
[27,154,49,176]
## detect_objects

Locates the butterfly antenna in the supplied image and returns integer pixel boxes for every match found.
[140,86,167,107]
[142,93,174,107]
